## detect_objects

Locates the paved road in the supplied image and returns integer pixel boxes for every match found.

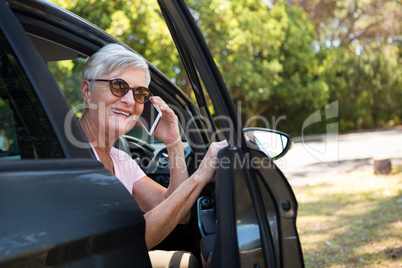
[278,128,402,187]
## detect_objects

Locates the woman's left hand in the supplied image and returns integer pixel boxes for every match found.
[150,96,181,147]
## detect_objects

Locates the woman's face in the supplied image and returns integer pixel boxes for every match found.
[86,67,147,141]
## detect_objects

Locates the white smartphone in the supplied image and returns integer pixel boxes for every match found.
[139,100,162,135]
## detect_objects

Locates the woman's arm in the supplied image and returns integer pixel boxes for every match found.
[143,171,202,249]
[130,142,190,222]
[165,141,191,223]
[134,96,191,222]
[143,140,227,249]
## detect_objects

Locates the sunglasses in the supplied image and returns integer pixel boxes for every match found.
[91,79,152,104]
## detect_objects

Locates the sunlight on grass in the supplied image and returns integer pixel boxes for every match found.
[294,167,402,268]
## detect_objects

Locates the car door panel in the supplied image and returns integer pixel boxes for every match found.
[0,162,151,267]
[198,148,276,268]
[209,147,239,268]
[250,149,304,268]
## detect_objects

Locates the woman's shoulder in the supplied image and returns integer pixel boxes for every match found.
[110,147,146,182]
[110,147,132,161]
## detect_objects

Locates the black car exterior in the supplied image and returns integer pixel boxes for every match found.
[0,0,304,267]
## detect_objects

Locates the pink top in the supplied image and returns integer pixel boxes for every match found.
[91,145,146,194]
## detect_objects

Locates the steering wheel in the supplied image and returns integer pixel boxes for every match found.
[113,136,131,156]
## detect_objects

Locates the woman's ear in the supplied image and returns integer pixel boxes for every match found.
[81,80,91,103]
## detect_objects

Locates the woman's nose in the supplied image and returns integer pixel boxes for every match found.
[120,89,136,105]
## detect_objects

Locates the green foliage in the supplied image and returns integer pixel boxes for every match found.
[47,59,85,109]
[187,1,329,135]
[323,47,402,132]
[51,0,183,87]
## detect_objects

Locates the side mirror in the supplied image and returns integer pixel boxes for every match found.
[243,128,293,160]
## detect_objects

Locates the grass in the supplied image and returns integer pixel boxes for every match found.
[294,166,402,268]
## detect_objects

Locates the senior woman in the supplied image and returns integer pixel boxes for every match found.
[79,43,226,267]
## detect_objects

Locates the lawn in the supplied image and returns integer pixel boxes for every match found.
[294,166,402,268]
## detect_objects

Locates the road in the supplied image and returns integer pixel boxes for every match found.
[278,128,402,187]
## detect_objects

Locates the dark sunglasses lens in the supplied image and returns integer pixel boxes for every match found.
[134,87,151,103]
[110,79,128,96]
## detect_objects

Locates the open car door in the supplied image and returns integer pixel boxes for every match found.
[157,1,304,267]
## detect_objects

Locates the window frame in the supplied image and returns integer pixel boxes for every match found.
[0,1,93,160]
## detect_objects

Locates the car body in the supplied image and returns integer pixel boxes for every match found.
[0,0,304,267]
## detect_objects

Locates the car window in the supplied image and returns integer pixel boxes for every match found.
[47,59,87,117]
[0,30,64,160]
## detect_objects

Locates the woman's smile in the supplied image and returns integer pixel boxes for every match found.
[111,107,132,117]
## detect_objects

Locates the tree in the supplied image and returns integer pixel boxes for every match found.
[323,47,401,131]
[290,0,402,47]
[187,0,329,135]
[50,0,183,88]
[289,0,402,132]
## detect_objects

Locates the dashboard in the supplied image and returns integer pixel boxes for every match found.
[121,135,192,187]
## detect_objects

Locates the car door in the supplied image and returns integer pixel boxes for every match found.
[0,1,150,267]
[157,0,304,267]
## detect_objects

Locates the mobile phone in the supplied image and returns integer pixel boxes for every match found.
[139,100,162,135]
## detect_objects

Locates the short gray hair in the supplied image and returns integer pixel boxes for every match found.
[83,43,150,86]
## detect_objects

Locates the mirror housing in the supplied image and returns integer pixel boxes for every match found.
[243,128,293,160]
